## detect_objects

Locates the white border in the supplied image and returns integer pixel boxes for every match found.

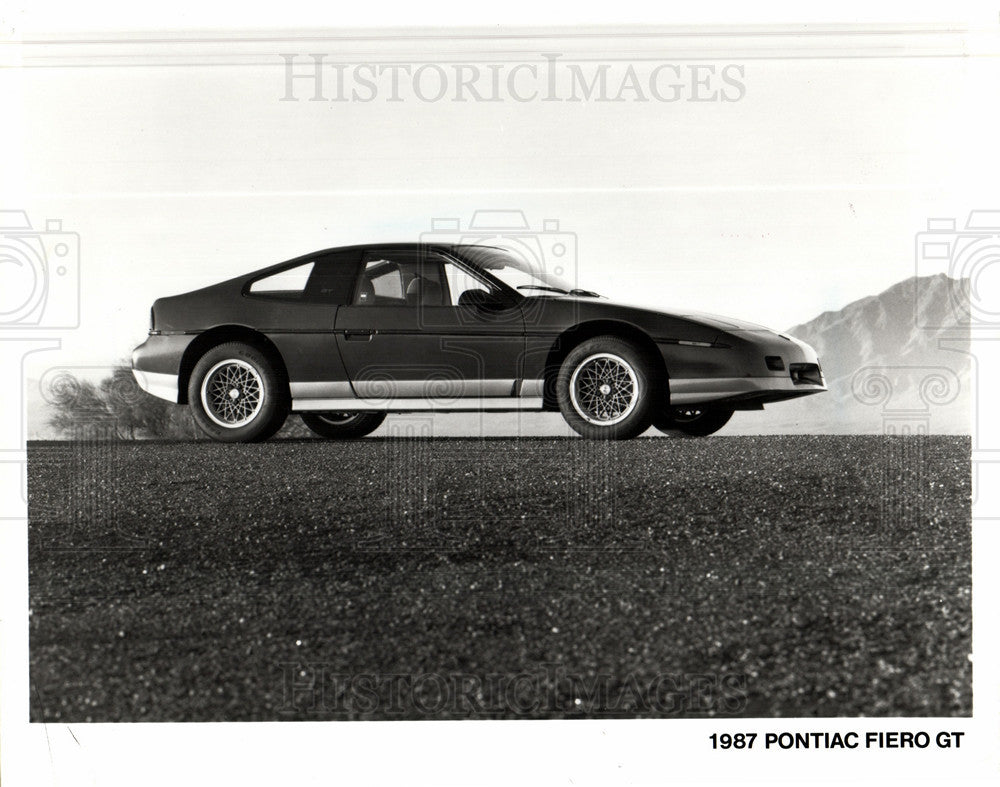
[3,7,998,787]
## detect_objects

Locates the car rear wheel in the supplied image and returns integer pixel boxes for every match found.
[653,406,734,437]
[556,336,655,439]
[300,412,386,439]
[188,342,288,442]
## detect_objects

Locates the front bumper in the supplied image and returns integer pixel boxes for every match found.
[666,329,826,406]
[669,375,826,406]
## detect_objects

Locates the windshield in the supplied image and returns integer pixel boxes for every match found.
[455,245,578,295]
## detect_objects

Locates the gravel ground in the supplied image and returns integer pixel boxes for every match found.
[28,435,971,721]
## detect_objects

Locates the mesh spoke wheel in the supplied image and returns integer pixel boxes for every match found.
[300,411,386,439]
[568,352,640,426]
[654,406,734,437]
[200,359,265,428]
[314,413,359,425]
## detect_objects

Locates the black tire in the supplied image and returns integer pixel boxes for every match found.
[300,412,387,439]
[654,406,734,437]
[188,342,289,443]
[556,336,656,439]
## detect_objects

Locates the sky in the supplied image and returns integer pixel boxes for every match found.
[2,26,998,388]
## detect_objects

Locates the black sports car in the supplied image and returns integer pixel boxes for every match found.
[131,243,826,441]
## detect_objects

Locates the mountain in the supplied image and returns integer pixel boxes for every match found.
[726,274,971,435]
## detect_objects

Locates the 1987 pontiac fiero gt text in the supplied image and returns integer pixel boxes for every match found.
[132,243,826,442]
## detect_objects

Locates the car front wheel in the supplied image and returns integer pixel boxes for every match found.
[188,342,289,442]
[300,412,386,439]
[556,337,656,439]
[653,406,734,437]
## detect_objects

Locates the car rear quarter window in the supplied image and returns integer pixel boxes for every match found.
[248,262,314,295]
[246,250,361,305]
[303,262,361,304]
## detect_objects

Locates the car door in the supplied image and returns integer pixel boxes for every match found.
[334,248,524,401]
[241,248,362,400]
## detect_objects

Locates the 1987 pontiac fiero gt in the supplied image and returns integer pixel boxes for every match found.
[132,243,825,441]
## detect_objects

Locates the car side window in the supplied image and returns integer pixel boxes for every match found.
[354,252,448,307]
[248,262,315,296]
[301,254,361,304]
[371,266,404,300]
[442,261,494,306]
[246,250,361,304]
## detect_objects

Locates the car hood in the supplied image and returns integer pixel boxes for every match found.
[533,294,778,334]
[673,311,773,332]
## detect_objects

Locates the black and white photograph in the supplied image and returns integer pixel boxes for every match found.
[1,2,997,785]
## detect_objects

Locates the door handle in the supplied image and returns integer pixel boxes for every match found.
[344,330,375,341]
